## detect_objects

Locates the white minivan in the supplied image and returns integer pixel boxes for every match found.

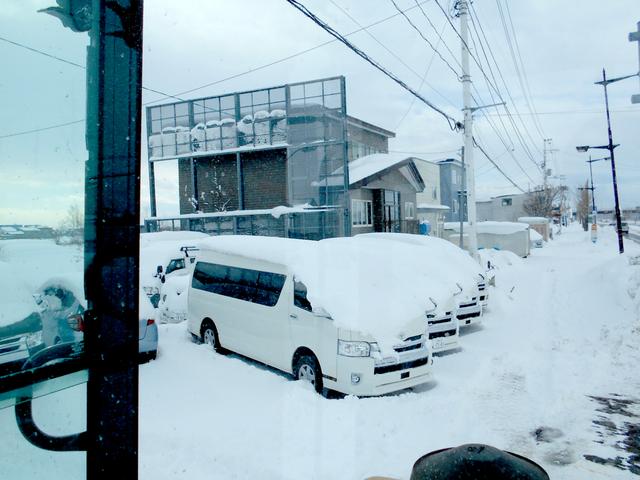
[187,236,444,396]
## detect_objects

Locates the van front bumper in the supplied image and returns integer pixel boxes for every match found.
[329,349,433,396]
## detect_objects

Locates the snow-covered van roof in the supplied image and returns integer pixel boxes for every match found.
[196,235,459,351]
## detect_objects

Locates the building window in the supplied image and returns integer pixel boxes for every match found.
[405,202,415,219]
[352,199,373,226]
[452,170,457,184]
[501,198,513,207]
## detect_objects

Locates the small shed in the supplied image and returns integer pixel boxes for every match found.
[444,221,531,258]
[517,216,550,241]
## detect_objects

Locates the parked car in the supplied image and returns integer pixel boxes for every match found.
[187,235,457,396]
[138,291,159,362]
[621,221,629,235]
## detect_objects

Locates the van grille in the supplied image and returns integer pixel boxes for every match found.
[374,356,429,375]
[429,328,456,340]
[393,335,423,353]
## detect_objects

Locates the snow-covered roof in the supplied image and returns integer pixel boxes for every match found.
[445,221,529,235]
[348,153,415,185]
[517,216,549,224]
[196,235,460,352]
[417,203,450,211]
[146,204,332,222]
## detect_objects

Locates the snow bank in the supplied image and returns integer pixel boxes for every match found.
[158,275,189,323]
[478,248,523,270]
[140,231,208,249]
[517,216,549,224]
[529,229,543,242]
[196,235,459,351]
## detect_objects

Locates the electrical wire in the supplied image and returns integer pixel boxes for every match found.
[285,0,462,131]
[469,2,543,158]
[473,137,526,192]
[388,0,462,80]
[327,0,457,111]
[145,0,435,104]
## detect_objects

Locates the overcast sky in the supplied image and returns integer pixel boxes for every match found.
[1,0,639,226]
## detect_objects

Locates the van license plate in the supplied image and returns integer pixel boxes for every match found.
[401,372,410,379]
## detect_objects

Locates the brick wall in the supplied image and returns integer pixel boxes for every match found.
[241,150,287,210]
[178,155,238,213]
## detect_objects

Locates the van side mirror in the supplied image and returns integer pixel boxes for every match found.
[156,265,163,274]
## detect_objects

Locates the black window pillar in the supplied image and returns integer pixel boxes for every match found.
[84,1,143,478]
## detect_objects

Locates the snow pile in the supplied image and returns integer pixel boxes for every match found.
[517,216,549,224]
[197,235,460,352]
[478,248,523,270]
[529,229,543,242]
[140,231,209,249]
[158,275,189,323]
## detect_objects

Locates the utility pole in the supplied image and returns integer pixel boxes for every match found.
[458,0,478,259]
[458,146,466,249]
[629,21,640,104]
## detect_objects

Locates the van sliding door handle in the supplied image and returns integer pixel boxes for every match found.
[289,313,298,319]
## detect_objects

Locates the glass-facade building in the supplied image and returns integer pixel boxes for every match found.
[146,77,350,239]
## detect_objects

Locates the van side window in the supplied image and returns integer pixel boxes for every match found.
[255,272,286,307]
[293,280,313,312]
[192,261,285,307]
[166,258,186,275]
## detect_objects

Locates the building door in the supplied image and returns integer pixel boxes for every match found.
[382,190,401,232]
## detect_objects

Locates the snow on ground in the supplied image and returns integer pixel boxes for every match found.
[138,224,640,479]
[2,225,640,478]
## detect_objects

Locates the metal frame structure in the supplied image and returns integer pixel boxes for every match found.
[145,76,351,239]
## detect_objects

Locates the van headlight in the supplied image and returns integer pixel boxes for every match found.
[26,331,43,349]
[338,340,371,357]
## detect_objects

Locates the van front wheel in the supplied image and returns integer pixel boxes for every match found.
[294,355,323,394]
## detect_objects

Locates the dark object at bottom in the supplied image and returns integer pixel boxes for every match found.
[410,444,549,480]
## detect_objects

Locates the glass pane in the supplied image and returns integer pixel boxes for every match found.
[0,1,88,476]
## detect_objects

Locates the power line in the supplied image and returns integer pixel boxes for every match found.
[469,2,543,158]
[0,35,84,68]
[501,0,546,139]
[394,19,449,129]
[285,0,462,130]
[0,119,85,140]
[327,0,457,111]
[473,137,526,192]
[466,3,542,168]
[388,0,462,80]
[145,0,435,104]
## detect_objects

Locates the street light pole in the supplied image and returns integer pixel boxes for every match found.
[597,68,626,254]
[588,156,596,213]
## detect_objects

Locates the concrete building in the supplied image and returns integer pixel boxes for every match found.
[476,193,528,222]
[438,158,467,223]
[414,159,448,237]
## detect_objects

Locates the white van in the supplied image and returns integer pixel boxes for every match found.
[187,236,437,397]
